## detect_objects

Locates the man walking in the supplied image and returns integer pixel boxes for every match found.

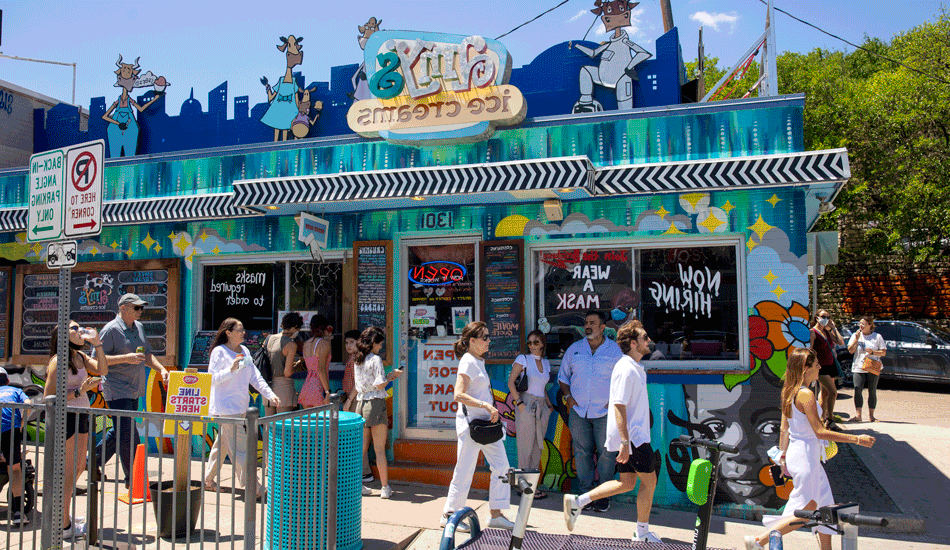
[557,310,622,512]
[94,294,169,486]
[563,322,660,543]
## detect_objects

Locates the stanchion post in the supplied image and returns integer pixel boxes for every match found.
[328,393,341,550]
[245,407,259,550]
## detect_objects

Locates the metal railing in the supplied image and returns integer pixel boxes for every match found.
[0,394,341,549]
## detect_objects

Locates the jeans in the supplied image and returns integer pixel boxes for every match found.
[853,372,879,410]
[568,409,617,494]
[94,397,140,482]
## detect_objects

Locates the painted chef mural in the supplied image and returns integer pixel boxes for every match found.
[102,55,170,157]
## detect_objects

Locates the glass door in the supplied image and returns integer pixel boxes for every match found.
[400,236,479,439]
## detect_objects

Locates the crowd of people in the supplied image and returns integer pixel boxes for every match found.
[0,301,890,547]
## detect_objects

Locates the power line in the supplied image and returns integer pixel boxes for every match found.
[496,0,573,40]
[759,0,950,85]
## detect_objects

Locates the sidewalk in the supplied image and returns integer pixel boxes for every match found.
[364,412,950,550]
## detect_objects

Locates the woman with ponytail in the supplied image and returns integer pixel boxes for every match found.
[441,321,514,531]
[744,347,876,550]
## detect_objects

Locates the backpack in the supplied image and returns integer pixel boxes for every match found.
[254,335,274,382]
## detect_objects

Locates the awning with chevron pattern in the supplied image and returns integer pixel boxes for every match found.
[0,193,254,232]
[595,149,850,195]
[232,156,595,209]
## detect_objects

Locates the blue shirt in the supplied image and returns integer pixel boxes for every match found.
[0,385,29,432]
[557,337,623,418]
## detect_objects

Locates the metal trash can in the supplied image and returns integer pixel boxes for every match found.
[266,411,364,550]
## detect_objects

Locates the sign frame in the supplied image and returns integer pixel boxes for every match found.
[46,241,78,269]
[64,140,104,239]
[27,147,66,243]
[352,240,393,366]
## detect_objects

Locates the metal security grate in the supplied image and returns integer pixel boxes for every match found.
[458,529,734,550]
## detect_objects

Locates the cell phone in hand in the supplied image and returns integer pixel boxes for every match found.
[769,464,790,485]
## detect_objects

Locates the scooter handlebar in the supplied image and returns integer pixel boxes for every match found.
[676,434,739,454]
[793,508,888,527]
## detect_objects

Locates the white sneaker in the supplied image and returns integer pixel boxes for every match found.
[633,530,661,543]
[63,521,87,539]
[362,485,373,496]
[744,535,765,550]
[440,513,470,533]
[487,515,515,530]
[563,494,582,531]
[380,485,392,499]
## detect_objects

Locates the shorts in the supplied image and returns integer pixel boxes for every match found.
[818,361,838,378]
[0,429,23,466]
[66,412,90,439]
[616,441,656,474]
[357,398,387,427]
[271,377,298,408]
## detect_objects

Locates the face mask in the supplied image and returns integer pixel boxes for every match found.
[818,317,829,326]
[611,308,627,323]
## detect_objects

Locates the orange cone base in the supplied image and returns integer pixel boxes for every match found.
[119,443,152,504]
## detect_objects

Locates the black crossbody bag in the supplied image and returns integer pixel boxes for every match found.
[462,404,504,445]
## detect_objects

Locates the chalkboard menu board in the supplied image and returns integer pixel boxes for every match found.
[203,264,276,331]
[480,240,525,364]
[188,329,268,368]
[0,267,10,361]
[14,259,180,365]
[353,241,392,364]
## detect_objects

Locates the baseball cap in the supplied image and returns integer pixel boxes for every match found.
[0,366,8,385]
[118,293,147,307]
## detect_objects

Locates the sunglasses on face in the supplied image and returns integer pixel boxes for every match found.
[69,326,81,332]
[132,305,144,311]
[820,315,831,319]
[477,334,491,341]
[527,340,543,345]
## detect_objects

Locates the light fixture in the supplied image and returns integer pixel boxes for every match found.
[544,198,564,222]
[265,205,279,210]
[816,194,835,214]
[411,196,426,201]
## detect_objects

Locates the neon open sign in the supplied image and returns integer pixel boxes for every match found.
[408,261,467,286]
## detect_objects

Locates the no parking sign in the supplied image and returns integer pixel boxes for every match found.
[64,139,103,238]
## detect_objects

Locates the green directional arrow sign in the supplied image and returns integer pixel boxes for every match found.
[27,149,66,243]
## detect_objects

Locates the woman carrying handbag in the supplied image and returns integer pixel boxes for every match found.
[507,329,554,499]
[441,321,514,531]
[847,316,886,423]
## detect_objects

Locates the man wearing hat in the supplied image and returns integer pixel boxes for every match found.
[93,293,169,487]
[1,367,31,524]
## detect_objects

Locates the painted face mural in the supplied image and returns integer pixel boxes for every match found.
[675,372,785,508]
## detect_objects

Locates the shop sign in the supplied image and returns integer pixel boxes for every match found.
[408,261,467,286]
[417,340,459,429]
[346,30,526,145]
[421,211,453,230]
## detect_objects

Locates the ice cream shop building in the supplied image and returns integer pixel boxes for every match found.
[0,8,849,517]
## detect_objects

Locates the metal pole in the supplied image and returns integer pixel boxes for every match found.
[244,408,259,550]
[0,53,78,107]
[328,395,340,550]
[812,232,820,319]
[71,63,76,106]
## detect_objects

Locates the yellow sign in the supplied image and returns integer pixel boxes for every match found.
[162,371,212,436]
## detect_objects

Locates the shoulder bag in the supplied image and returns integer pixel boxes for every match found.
[462,404,504,445]
[861,334,884,376]
[514,355,529,393]
[253,336,273,382]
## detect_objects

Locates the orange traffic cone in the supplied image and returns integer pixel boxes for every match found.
[119,443,151,504]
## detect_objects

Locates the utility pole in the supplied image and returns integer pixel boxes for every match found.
[0,52,77,106]
[659,0,675,33]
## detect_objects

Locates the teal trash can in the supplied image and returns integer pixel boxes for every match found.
[266,411,364,550]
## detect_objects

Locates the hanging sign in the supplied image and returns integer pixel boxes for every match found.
[346,31,526,145]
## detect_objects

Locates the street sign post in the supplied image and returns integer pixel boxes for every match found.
[27,148,66,243]
[64,140,104,238]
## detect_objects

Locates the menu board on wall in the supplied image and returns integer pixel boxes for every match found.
[0,267,10,361]
[203,264,275,331]
[14,259,180,365]
[479,240,524,364]
[353,241,393,364]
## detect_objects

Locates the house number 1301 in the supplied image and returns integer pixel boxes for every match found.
[421,212,453,229]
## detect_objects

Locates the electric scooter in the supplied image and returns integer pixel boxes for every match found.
[671,434,740,550]
[763,503,888,550]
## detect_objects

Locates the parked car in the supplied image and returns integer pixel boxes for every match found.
[836,320,950,385]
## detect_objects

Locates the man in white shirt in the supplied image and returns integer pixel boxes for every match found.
[557,310,623,512]
[563,321,661,543]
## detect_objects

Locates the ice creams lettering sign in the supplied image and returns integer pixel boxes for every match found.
[347,31,526,144]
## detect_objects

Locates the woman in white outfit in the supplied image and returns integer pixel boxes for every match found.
[204,317,279,497]
[507,329,554,499]
[441,321,514,531]
[744,347,875,550]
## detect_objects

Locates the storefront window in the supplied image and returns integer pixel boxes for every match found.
[533,242,741,365]
[639,246,740,362]
[406,244,476,339]
[289,260,344,361]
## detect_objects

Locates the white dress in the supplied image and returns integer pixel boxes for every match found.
[764,388,835,535]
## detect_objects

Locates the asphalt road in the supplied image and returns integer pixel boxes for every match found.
[834,378,950,428]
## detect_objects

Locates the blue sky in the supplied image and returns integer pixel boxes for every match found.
[0,0,943,114]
